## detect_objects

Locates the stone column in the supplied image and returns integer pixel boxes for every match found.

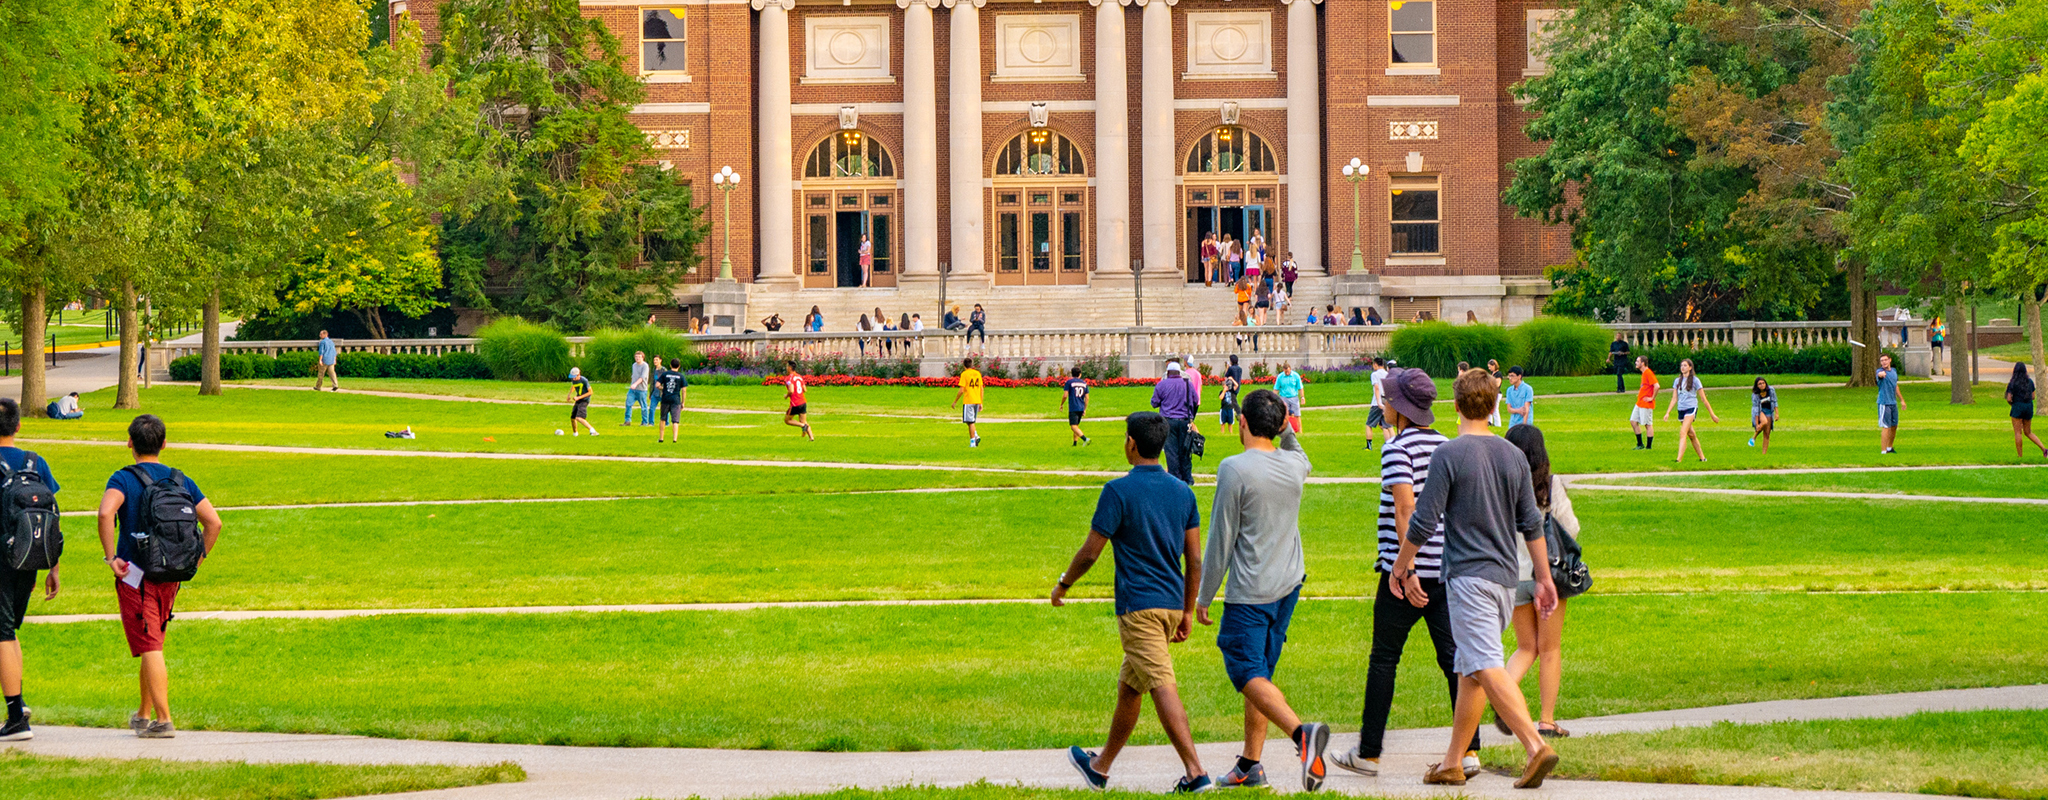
[1139,0,1176,275]
[754,0,796,286]
[1284,0,1322,275]
[1094,0,1131,277]
[948,1,985,275]
[902,0,942,278]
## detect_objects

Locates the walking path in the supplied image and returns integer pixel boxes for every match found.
[14,685,2043,800]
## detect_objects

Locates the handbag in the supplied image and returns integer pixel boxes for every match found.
[1544,512,1591,599]
[1189,429,1207,458]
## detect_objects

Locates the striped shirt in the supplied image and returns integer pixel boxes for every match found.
[1377,427,1449,578]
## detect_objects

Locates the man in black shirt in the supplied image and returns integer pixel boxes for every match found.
[653,357,689,443]
[1609,333,1632,394]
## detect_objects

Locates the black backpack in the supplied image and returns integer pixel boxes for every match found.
[126,465,204,583]
[1544,513,1592,599]
[0,454,62,572]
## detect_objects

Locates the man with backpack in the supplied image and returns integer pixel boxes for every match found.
[0,399,62,741]
[1150,361,1200,485]
[96,414,222,739]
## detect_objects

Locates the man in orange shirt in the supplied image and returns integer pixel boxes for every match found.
[1630,356,1659,450]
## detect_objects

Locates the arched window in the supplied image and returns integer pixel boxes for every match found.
[1185,126,1276,174]
[993,130,1086,177]
[804,130,895,179]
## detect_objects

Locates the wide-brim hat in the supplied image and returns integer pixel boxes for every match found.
[1383,367,1436,427]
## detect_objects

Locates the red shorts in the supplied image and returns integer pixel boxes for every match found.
[117,579,179,657]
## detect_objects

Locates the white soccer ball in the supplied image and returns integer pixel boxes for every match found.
[555,429,564,435]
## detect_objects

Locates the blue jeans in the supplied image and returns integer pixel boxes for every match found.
[1217,584,1302,691]
[625,389,652,424]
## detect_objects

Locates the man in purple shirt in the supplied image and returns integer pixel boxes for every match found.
[1151,361,1201,485]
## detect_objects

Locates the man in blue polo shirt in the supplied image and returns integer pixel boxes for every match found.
[314,330,340,391]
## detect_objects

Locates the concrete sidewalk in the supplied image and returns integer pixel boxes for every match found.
[13,685,2043,800]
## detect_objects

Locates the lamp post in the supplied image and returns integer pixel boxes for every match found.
[710,166,742,282]
[1341,158,1370,274]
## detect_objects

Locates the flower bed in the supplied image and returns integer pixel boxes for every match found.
[761,374,1279,388]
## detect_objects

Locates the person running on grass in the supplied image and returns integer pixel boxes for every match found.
[654,357,689,444]
[1749,377,1779,453]
[2007,364,2046,459]
[97,414,224,740]
[1391,369,1559,789]
[1061,367,1092,446]
[1332,368,1481,780]
[954,358,985,448]
[1493,424,1578,740]
[1876,353,1904,455]
[0,400,61,741]
[1057,412,1212,793]
[565,368,598,437]
[1364,357,1389,451]
[1663,358,1718,463]
[1629,356,1658,451]
[1198,389,1329,792]
[783,361,814,441]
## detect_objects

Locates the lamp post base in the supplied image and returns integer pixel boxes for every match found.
[701,279,750,334]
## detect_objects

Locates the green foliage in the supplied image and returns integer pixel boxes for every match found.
[168,355,200,382]
[583,327,700,382]
[1692,344,1745,375]
[0,0,112,256]
[475,317,571,382]
[277,350,318,378]
[1639,344,1692,375]
[1071,354,1126,380]
[1743,343,1796,374]
[1513,316,1610,376]
[1389,322,1519,378]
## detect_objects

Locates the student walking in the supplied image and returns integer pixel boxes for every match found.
[1055,412,1212,793]
[1629,357,1658,450]
[1390,370,1560,789]
[1202,232,1220,286]
[1876,353,1904,454]
[97,414,224,739]
[1060,369,1092,446]
[2007,364,2046,459]
[1495,424,1578,740]
[653,357,689,444]
[1608,333,1631,394]
[1749,377,1779,453]
[624,351,653,427]
[313,330,341,391]
[1486,361,1504,427]
[1199,389,1328,791]
[783,361,814,441]
[1150,361,1200,485]
[1503,367,1535,428]
[1332,368,1480,780]
[1219,369,1241,436]
[1274,364,1304,434]
[1185,358,1205,437]
[1663,359,1718,463]
[565,368,598,436]
[954,358,985,448]
[1931,318,1947,372]
[1364,358,1390,451]
[1280,254,1299,295]
[0,400,61,741]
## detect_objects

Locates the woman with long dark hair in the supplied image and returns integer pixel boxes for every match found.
[1749,377,1779,454]
[2007,364,2046,459]
[1662,358,1719,463]
[1496,423,1578,738]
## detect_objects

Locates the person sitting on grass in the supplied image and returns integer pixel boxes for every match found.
[1198,389,1330,791]
[96,414,223,740]
[954,358,985,448]
[783,361,813,441]
[0,399,62,741]
[1055,411,1212,793]
[563,368,598,437]
[45,392,83,420]
[1391,369,1559,789]
[1060,367,1091,446]
[1749,377,1779,454]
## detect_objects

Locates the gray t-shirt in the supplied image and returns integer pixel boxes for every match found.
[1673,375,1702,410]
[1199,430,1311,607]
[1404,433,1543,588]
[632,361,651,390]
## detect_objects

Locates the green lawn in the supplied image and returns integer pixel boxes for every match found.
[0,749,522,800]
[1582,465,2048,499]
[19,592,2048,751]
[1482,710,2048,800]
[0,308,120,351]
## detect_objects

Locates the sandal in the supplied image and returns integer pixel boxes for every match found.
[1537,723,1571,739]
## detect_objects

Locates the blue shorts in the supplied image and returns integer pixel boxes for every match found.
[1216,584,1302,691]
[1879,404,1899,429]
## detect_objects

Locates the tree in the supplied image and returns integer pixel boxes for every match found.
[433,0,705,332]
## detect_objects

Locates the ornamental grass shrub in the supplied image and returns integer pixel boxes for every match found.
[1389,321,1518,378]
[584,327,701,383]
[476,318,571,382]
[1512,316,1610,376]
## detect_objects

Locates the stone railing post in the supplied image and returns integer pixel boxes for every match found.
[1125,327,1158,379]
[1732,322,1754,350]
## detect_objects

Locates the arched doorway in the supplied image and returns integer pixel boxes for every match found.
[990,129,1089,286]
[801,130,898,288]
[1182,125,1280,283]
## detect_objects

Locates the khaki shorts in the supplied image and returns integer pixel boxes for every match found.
[1117,608,1183,692]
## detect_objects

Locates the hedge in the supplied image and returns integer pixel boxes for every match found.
[171,351,493,382]
[1388,321,1517,378]
[1513,316,1609,377]
[475,317,571,382]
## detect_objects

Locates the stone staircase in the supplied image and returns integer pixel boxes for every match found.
[727,275,1339,332]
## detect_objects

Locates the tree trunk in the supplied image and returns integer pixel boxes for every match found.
[1950,301,1973,405]
[2025,291,2046,388]
[19,283,46,416]
[116,279,140,409]
[1845,261,1878,387]
[199,283,222,396]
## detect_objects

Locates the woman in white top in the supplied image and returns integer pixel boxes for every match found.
[1498,423,1577,739]
[1486,359,1504,427]
[1249,228,1266,268]
[1663,357,1719,463]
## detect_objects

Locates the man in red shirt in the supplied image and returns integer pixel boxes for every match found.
[783,361,814,441]
[1629,356,1659,450]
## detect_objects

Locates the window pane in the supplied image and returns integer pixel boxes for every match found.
[1391,223,1440,254]
[1062,211,1083,271]
[1392,189,1439,221]
[1031,213,1052,271]
[1389,1,1432,32]
[872,215,892,273]
[1392,34,1434,64]
[999,213,1020,271]
[643,42,684,71]
[807,215,829,273]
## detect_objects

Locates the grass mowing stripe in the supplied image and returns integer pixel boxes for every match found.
[0,749,523,800]
[19,592,2048,751]
[1570,482,2048,505]
[1579,465,2048,500]
[1481,710,2048,800]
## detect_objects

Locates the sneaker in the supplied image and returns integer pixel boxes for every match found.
[1294,722,1329,791]
[1218,763,1268,787]
[1463,750,1481,778]
[0,717,30,742]
[970,438,980,448]
[129,712,147,733]
[1067,746,1108,790]
[591,431,599,436]
[1330,751,1378,776]
[138,720,176,739]
[1082,436,1091,446]
[1174,774,1214,794]
[1748,437,1756,447]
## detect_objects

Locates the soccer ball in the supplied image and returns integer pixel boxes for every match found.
[555,429,564,436]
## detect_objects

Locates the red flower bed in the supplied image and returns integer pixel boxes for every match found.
[760,374,1278,388]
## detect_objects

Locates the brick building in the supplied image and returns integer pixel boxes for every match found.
[400,0,1572,330]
